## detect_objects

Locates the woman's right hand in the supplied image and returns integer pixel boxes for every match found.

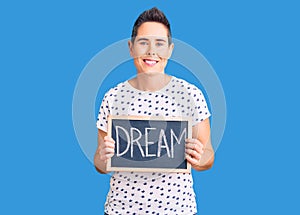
[97,136,115,162]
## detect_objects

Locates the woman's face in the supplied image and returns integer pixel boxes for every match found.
[129,22,174,74]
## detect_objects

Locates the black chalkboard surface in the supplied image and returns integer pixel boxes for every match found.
[107,115,192,172]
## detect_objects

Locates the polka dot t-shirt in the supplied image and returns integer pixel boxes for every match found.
[96,76,211,215]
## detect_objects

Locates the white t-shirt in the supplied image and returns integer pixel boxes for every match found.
[97,76,211,215]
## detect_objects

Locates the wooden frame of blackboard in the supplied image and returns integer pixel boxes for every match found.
[106,115,192,173]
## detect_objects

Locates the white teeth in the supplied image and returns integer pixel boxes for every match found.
[144,60,157,65]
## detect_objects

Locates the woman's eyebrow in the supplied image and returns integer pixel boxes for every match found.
[136,37,167,42]
[155,38,167,42]
[136,37,150,42]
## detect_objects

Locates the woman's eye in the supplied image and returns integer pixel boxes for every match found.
[156,42,165,47]
[139,42,148,46]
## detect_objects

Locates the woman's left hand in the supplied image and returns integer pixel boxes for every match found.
[185,138,204,167]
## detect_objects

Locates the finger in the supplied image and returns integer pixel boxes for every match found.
[185,149,201,161]
[186,143,202,154]
[97,146,115,158]
[185,138,199,144]
[185,138,200,148]
[185,143,196,150]
[185,154,201,166]
[100,153,114,161]
[104,136,115,143]
[186,140,204,153]
[101,147,115,154]
[99,148,114,157]
[185,138,202,149]
[99,139,115,149]
[103,141,115,149]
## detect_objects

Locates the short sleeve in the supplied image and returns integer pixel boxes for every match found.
[189,86,211,125]
[96,94,110,132]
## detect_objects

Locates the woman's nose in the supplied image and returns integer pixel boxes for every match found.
[146,43,156,56]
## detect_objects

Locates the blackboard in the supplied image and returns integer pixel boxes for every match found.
[107,115,192,173]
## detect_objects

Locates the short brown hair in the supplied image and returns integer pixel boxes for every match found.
[131,7,172,44]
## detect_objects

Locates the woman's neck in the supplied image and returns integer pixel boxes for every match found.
[129,73,171,92]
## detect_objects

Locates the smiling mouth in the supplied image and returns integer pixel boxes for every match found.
[143,59,159,66]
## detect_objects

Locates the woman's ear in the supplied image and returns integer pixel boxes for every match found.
[167,42,174,59]
[128,40,134,57]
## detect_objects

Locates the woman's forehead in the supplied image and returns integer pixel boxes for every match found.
[134,36,169,42]
[137,22,169,37]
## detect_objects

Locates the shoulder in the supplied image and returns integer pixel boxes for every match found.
[103,81,129,100]
[171,76,203,93]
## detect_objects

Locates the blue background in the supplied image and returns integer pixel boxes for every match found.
[1,0,299,214]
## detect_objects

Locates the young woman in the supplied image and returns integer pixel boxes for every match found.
[95,7,214,215]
